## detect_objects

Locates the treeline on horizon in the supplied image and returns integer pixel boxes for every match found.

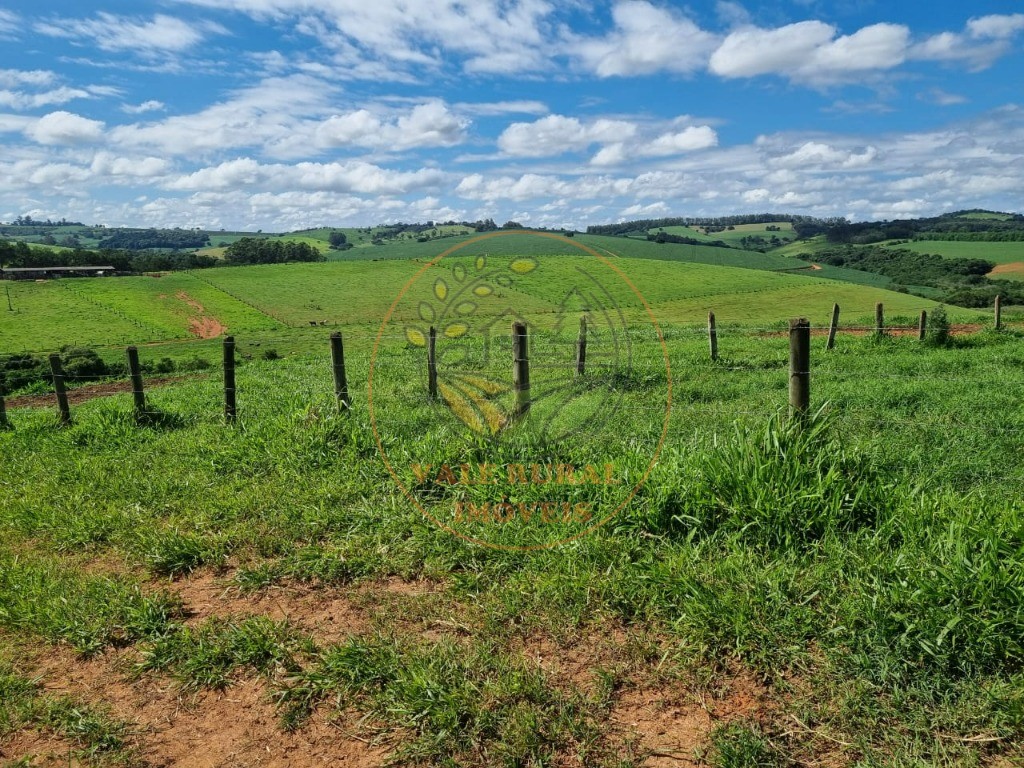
[586,209,1024,242]
[0,236,322,272]
[586,213,826,238]
[0,240,219,272]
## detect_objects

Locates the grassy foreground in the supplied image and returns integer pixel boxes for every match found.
[1,324,1023,766]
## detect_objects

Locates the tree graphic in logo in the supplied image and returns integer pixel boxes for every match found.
[368,231,672,551]
[400,252,631,442]
[402,254,539,435]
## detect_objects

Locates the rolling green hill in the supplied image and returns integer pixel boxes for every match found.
[0,248,979,355]
[645,221,798,248]
[886,239,1024,265]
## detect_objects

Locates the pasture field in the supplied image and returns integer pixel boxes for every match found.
[955,211,1016,220]
[768,235,835,259]
[0,273,282,353]
[888,239,1024,265]
[0,250,979,355]
[206,232,272,246]
[2,322,1023,766]
[293,225,477,251]
[646,222,798,247]
[328,231,809,272]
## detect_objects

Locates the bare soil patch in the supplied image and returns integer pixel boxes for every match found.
[990,261,1024,276]
[0,729,85,767]
[171,572,373,645]
[608,672,770,766]
[21,646,392,768]
[187,315,228,339]
[168,571,452,646]
[6,376,189,410]
[175,291,227,340]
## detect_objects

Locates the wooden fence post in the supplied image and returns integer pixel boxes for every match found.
[995,294,1002,330]
[223,336,236,423]
[789,318,810,418]
[49,353,71,425]
[708,311,718,361]
[919,310,927,341]
[576,316,587,375]
[427,326,438,400]
[875,302,885,336]
[512,321,530,418]
[126,346,146,419]
[330,332,350,411]
[0,394,8,429]
[826,303,839,350]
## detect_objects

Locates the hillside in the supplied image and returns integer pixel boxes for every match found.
[0,244,972,356]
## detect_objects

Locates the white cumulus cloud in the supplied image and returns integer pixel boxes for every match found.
[570,0,719,77]
[498,114,636,157]
[710,21,909,83]
[316,101,468,151]
[912,14,1024,69]
[166,157,445,195]
[645,126,719,156]
[26,111,105,145]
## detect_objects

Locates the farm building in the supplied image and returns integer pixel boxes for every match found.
[0,265,116,280]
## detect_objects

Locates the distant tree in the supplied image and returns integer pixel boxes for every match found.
[328,231,348,248]
[502,220,523,229]
[224,238,323,265]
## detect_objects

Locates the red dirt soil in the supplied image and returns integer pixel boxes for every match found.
[22,647,390,768]
[175,291,227,340]
[763,323,985,338]
[989,261,1024,276]
[6,376,189,410]
[1,569,778,767]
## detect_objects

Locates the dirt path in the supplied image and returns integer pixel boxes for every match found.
[176,291,228,339]
[188,315,228,338]
[762,322,986,338]
[6,376,190,409]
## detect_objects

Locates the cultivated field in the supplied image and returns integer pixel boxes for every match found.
[0,237,975,356]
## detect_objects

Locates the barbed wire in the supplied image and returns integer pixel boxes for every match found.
[1,316,1018,359]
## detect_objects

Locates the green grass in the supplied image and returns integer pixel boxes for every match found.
[645,222,798,248]
[0,280,158,352]
[4,246,972,354]
[3,327,1024,765]
[770,235,834,259]
[888,240,1024,265]
[0,272,282,353]
[0,656,136,763]
[4,323,1024,763]
[953,211,1014,220]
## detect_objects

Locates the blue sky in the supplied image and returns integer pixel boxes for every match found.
[1,0,1023,230]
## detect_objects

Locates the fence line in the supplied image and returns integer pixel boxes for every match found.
[1,302,1020,430]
